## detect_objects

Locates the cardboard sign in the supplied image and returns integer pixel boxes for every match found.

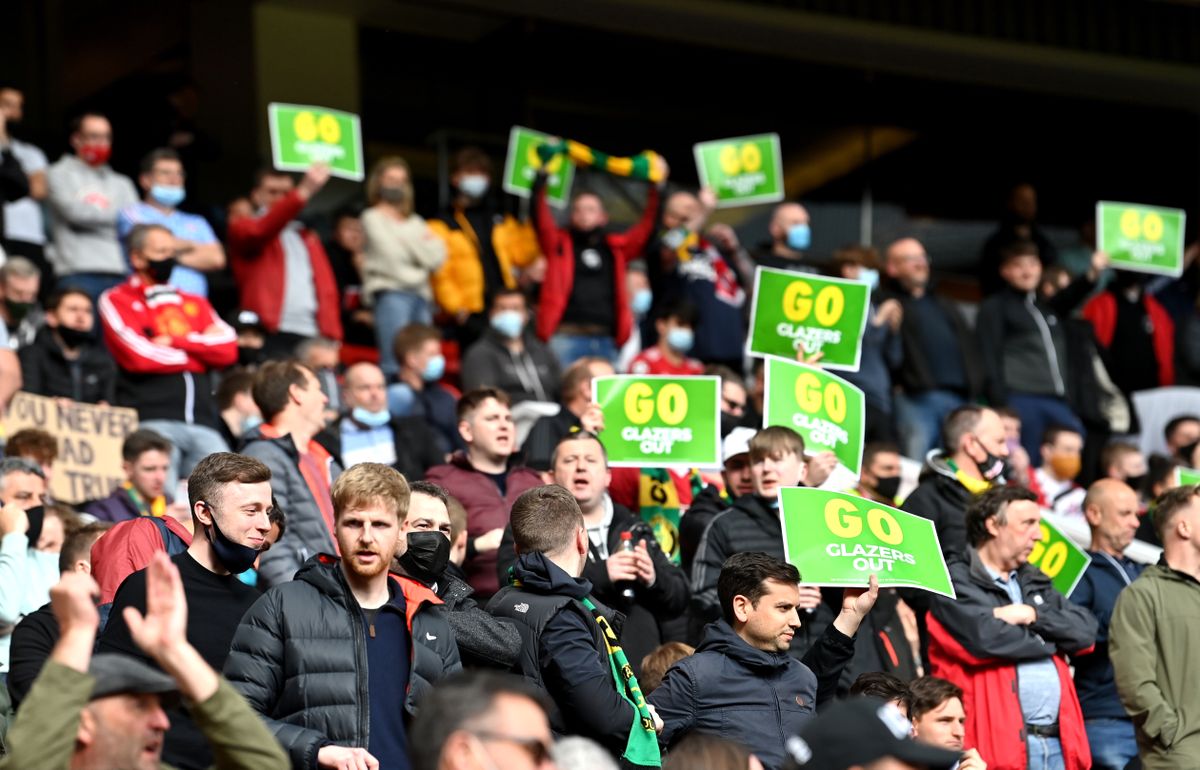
[764,358,865,475]
[5,392,138,504]
[502,126,575,207]
[1096,201,1186,277]
[693,133,785,208]
[1028,517,1092,597]
[593,376,720,468]
[747,267,871,371]
[1175,466,1200,486]
[780,487,955,597]
[268,103,364,181]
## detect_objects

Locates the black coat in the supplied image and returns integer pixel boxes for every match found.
[7,603,58,710]
[878,281,984,400]
[223,556,461,770]
[901,454,978,565]
[679,484,727,575]
[496,501,691,672]
[17,326,117,404]
[650,619,856,770]
[435,572,523,670]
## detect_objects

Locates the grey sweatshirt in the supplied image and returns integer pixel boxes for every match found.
[46,153,138,275]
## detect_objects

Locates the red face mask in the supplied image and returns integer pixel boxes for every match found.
[78,143,112,167]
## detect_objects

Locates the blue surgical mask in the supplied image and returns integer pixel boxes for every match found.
[666,327,694,353]
[242,414,263,434]
[150,184,186,208]
[786,223,811,251]
[631,288,653,316]
[422,354,446,382]
[458,174,490,199]
[858,268,880,291]
[490,310,525,339]
[352,406,392,427]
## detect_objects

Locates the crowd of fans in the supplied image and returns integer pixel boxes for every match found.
[1,80,1200,770]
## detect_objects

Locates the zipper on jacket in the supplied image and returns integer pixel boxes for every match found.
[1024,293,1065,395]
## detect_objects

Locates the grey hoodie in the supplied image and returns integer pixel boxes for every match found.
[46,153,137,275]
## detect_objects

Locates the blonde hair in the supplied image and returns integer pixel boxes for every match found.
[366,156,415,215]
[748,426,806,462]
[332,463,410,521]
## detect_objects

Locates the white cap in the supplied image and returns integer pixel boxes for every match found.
[723,427,757,464]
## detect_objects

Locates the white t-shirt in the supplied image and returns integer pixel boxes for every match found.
[3,139,48,245]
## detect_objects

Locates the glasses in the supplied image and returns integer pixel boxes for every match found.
[471,730,552,765]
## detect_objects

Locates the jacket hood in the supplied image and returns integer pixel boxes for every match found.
[919,450,958,481]
[1148,557,1200,586]
[512,551,592,599]
[696,619,794,672]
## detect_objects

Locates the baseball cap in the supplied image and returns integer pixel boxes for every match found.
[88,653,179,702]
[723,427,756,464]
[232,310,266,334]
[785,698,960,770]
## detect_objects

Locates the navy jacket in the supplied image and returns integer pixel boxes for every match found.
[1069,550,1145,720]
[649,619,856,770]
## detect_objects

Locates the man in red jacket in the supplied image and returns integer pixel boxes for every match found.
[99,223,237,494]
[532,161,665,367]
[227,163,342,358]
[928,485,1097,770]
[426,387,542,600]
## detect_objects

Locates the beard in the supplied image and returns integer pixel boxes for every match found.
[343,548,391,580]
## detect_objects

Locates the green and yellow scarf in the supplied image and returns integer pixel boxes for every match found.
[535,139,665,183]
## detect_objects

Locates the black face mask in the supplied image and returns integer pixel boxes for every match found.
[873,475,902,501]
[146,257,177,284]
[720,411,742,439]
[1124,473,1148,492]
[969,434,1011,484]
[25,505,45,548]
[5,299,33,323]
[397,531,451,584]
[238,345,265,367]
[56,325,92,349]
[203,503,260,575]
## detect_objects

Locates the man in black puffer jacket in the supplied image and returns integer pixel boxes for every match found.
[224,463,460,770]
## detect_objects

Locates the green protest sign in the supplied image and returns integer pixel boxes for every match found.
[693,133,784,208]
[780,488,955,598]
[1174,467,1200,486]
[1096,201,1186,277]
[763,358,864,475]
[1028,517,1091,597]
[502,126,575,208]
[747,267,871,371]
[593,376,720,468]
[267,103,363,181]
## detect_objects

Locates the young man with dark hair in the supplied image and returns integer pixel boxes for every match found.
[849,671,913,717]
[215,367,261,449]
[929,485,1097,770]
[241,359,342,587]
[651,551,877,770]
[98,452,274,770]
[225,462,461,770]
[1163,414,1200,459]
[1098,441,1147,491]
[1111,485,1200,769]
[18,286,116,403]
[487,484,663,766]
[84,429,173,523]
[388,322,461,454]
[428,387,542,599]
[461,288,560,404]
[1030,425,1086,519]
[856,441,904,505]
[628,299,703,376]
[519,355,611,471]
[909,676,987,770]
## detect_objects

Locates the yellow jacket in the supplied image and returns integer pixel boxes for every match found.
[428,210,541,315]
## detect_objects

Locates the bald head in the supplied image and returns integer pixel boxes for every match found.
[886,237,930,291]
[1083,478,1140,556]
[344,362,387,413]
[769,203,809,244]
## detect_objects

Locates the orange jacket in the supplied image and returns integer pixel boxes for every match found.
[429,210,540,315]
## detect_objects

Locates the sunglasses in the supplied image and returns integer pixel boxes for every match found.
[472,730,552,765]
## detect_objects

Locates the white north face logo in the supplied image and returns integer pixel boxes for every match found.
[514,603,530,614]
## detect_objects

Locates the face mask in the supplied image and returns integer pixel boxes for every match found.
[859,268,880,291]
[379,185,406,204]
[204,503,260,574]
[352,406,391,428]
[398,530,451,584]
[970,434,1010,484]
[874,475,901,501]
[238,346,265,367]
[5,299,33,323]
[78,143,111,167]
[146,257,177,284]
[490,310,525,339]
[662,227,690,250]
[458,174,489,199]
[720,411,743,439]
[422,354,446,382]
[242,414,264,433]
[1123,473,1147,492]
[24,505,45,547]
[631,288,653,316]
[1048,454,1082,481]
[666,327,694,353]
[56,325,92,349]
[150,184,186,208]
[786,223,811,251]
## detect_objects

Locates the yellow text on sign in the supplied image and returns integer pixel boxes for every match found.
[795,373,847,422]
[293,112,342,144]
[782,282,845,326]
[718,142,763,175]
[824,498,904,545]
[1119,210,1165,242]
[1028,523,1068,578]
[624,383,688,426]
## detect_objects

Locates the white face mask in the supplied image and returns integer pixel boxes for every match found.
[458,174,490,199]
